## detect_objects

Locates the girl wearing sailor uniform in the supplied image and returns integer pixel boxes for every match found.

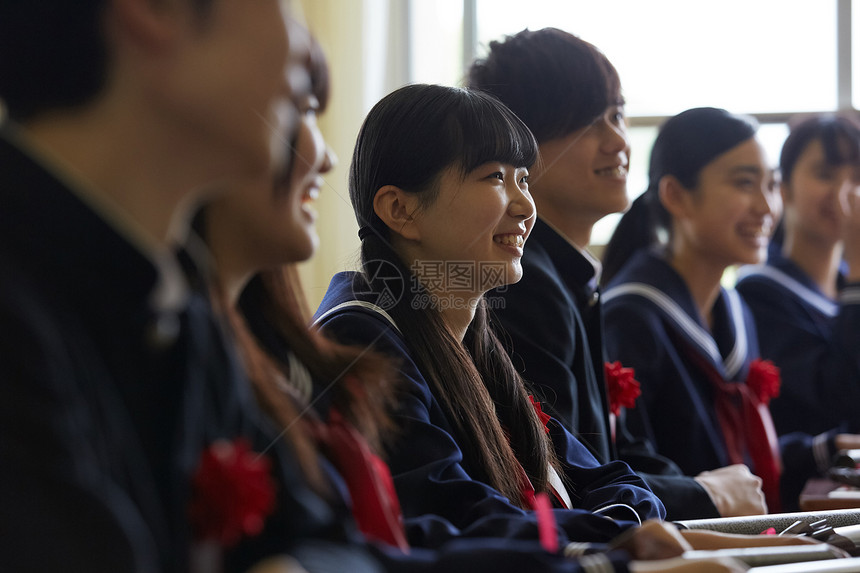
[736,114,860,503]
[601,108,791,511]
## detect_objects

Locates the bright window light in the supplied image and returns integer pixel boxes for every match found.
[474,0,837,116]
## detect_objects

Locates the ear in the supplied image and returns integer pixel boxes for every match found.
[658,175,694,220]
[373,185,422,241]
[107,0,186,53]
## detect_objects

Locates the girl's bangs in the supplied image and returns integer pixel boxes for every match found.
[448,93,539,175]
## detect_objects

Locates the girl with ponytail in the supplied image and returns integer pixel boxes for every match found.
[601,107,822,512]
[313,82,666,549]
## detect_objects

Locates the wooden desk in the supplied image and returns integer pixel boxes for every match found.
[799,478,860,511]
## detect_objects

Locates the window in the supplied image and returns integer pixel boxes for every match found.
[409,0,856,244]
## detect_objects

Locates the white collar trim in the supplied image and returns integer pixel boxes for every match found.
[312,300,401,333]
[737,264,838,317]
[603,283,747,378]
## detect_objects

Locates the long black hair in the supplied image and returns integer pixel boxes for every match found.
[350,84,558,506]
[602,107,759,285]
[0,0,216,122]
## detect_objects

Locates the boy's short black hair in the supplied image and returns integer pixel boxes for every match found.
[467,27,622,143]
[0,0,214,122]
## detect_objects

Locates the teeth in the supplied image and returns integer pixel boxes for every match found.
[740,227,769,239]
[596,166,628,177]
[303,187,319,203]
[494,234,524,246]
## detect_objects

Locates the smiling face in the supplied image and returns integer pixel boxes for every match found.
[203,21,334,294]
[408,162,537,295]
[278,91,334,261]
[783,138,860,248]
[531,104,630,243]
[673,138,781,268]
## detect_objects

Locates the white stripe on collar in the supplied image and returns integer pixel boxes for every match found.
[312,300,401,333]
[547,464,572,509]
[722,289,748,379]
[603,283,748,378]
[737,264,838,317]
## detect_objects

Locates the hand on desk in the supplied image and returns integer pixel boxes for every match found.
[678,530,820,551]
[613,519,693,560]
[612,517,818,561]
[694,464,767,517]
[835,434,860,451]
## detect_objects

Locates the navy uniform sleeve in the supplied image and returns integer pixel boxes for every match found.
[318,309,656,549]
[548,419,665,522]
[614,416,719,520]
[778,430,838,511]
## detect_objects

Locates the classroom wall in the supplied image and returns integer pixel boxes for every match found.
[297,0,410,310]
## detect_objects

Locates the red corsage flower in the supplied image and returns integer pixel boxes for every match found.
[604,361,641,416]
[528,395,552,434]
[188,438,276,547]
[746,358,781,405]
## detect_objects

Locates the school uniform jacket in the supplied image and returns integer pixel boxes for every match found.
[491,219,719,520]
[239,278,637,573]
[0,130,377,573]
[603,249,822,511]
[737,254,860,440]
[313,271,665,554]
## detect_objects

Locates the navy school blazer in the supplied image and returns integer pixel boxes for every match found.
[491,219,720,520]
[0,129,379,573]
[313,270,665,552]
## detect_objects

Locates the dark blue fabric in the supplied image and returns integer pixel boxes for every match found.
[490,219,719,520]
[314,271,664,551]
[603,249,825,511]
[314,450,635,572]
[737,254,860,437]
[490,220,613,461]
[0,133,375,573]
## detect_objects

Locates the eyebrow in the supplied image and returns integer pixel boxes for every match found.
[728,165,766,176]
